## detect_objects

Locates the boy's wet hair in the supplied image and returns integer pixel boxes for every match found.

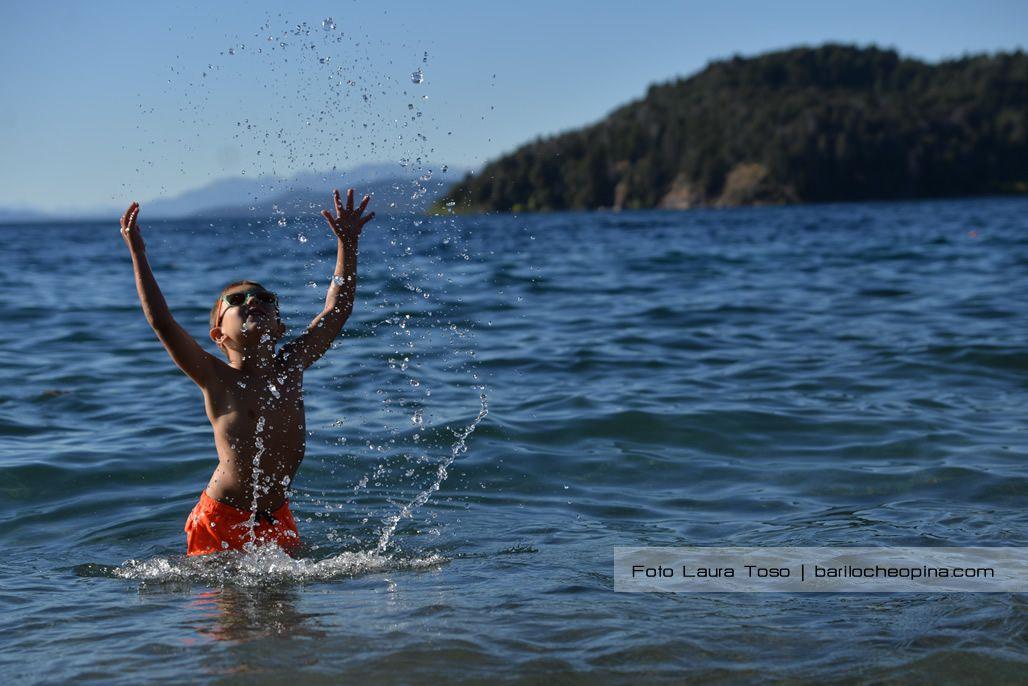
[209,279,267,330]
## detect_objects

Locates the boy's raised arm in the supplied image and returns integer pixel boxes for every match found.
[120,202,221,388]
[278,188,375,369]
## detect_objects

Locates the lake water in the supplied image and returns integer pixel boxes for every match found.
[2,198,1027,683]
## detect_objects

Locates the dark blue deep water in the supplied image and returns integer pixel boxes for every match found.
[2,198,1027,684]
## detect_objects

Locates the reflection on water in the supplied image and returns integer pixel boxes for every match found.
[187,586,324,644]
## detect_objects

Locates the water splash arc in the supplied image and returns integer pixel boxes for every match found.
[376,392,489,553]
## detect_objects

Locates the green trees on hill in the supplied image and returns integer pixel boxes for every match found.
[436,44,1028,213]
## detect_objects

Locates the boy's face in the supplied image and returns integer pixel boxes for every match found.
[210,284,285,352]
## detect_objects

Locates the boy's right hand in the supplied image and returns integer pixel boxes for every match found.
[119,202,146,254]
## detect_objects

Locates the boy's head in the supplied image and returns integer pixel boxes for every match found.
[209,280,285,356]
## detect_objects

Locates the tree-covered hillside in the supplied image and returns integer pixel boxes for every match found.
[437,44,1028,213]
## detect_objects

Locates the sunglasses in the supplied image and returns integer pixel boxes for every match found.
[217,288,278,326]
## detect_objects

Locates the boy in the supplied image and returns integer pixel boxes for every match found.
[119,189,375,556]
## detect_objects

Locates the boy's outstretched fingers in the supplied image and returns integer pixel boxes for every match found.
[119,202,146,253]
[121,201,138,232]
[323,189,372,234]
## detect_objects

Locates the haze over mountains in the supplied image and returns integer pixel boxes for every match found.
[1,163,465,222]
[144,162,466,218]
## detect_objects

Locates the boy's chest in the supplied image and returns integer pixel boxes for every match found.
[206,366,305,427]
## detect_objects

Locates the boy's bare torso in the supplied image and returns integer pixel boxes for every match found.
[119,188,375,519]
[202,357,305,512]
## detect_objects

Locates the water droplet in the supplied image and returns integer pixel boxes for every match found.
[277,217,287,227]
[411,67,424,84]
[228,47,235,55]
[323,17,336,30]
[297,233,308,243]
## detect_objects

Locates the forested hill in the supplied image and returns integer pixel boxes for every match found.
[437,44,1028,213]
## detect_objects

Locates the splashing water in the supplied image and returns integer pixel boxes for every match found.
[114,546,445,586]
[376,392,489,553]
[245,415,267,549]
[118,16,485,583]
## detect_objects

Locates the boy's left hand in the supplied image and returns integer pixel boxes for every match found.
[321,188,375,244]
[119,201,146,254]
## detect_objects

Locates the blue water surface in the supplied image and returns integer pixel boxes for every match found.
[1,197,1027,684]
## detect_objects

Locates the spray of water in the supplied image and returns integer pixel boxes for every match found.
[244,414,267,550]
[115,545,445,586]
[113,16,496,581]
[376,392,489,553]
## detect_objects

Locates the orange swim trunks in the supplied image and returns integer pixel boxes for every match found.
[184,491,301,556]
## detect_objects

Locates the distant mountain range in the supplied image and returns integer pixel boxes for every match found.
[0,207,50,223]
[0,163,466,223]
[437,43,1028,212]
[144,163,466,218]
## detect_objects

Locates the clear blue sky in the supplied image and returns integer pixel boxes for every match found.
[1,0,1024,213]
